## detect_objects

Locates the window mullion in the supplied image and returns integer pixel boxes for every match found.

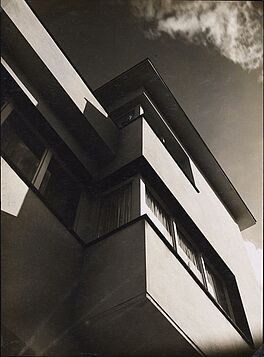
[200,255,209,290]
[1,101,14,125]
[223,281,235,321]
[140,179,147,216]
[173,221,178,252]
[32,149,52,189]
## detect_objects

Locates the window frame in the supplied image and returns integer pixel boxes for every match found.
[1,104,52,186]
[202,257,236,321]
[174,225,204,284]
[141,183,175,246]
[1,100,82,231]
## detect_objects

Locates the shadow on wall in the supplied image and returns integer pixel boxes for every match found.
[1,326,35,356]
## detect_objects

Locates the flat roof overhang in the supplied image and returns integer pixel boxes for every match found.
[94,59,256,231]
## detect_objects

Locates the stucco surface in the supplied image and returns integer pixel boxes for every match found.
[76,220,146,321]
[1,187,83,355]
[145,221,253,356]
[142,119,262,344]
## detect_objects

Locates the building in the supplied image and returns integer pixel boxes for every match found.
[1,1,262,356]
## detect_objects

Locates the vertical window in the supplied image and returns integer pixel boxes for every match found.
[97,183,132,237]
[176,230,203,282]
[145,187,174,244]
[1,110,45,182]
[204,262,231,315]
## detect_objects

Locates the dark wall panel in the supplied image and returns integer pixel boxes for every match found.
[1,189,83,355]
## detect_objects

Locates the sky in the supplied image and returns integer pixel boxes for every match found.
[28,0,263,284]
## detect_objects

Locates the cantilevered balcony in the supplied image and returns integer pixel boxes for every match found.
[75,217,253,356]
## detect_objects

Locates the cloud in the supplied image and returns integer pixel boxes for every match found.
[131,0,263,75]
[244,240,263,285]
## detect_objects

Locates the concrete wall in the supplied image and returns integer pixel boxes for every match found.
[1,178,83,355]
[76,220,146,324]
[96,118,142,179]
[145,221,253,356]
[74,191,99,244]
[142,119,262,344]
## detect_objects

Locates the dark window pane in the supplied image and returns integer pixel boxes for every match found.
[205,263,230,315]
[97,183,132,236]
[1,110,45,181]
[39,158,81,228]
[177,231,200,269]
[176,230,204,283]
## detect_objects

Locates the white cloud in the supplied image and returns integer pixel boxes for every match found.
[131,0,263,74]
[244,240,263,285]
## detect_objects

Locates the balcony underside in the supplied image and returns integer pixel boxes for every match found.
[77,294,202,357]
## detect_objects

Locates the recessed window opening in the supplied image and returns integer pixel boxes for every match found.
[1,110,45,182]
[203,261,231,317]
[144,186,175,246]
[176,229,203,283]
[97,183,132,237]
[145,187,174,239]
[1,103,82,230]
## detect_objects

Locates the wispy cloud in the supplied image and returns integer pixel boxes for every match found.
[131,0,263,76]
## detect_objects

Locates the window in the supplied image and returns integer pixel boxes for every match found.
[145,187,175,245]
[204,262,231,316]
[97,183,132,237]
[1,110,46,182]
[1,104,81,230]
[146,188,174,238]
[176,229,203,283]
